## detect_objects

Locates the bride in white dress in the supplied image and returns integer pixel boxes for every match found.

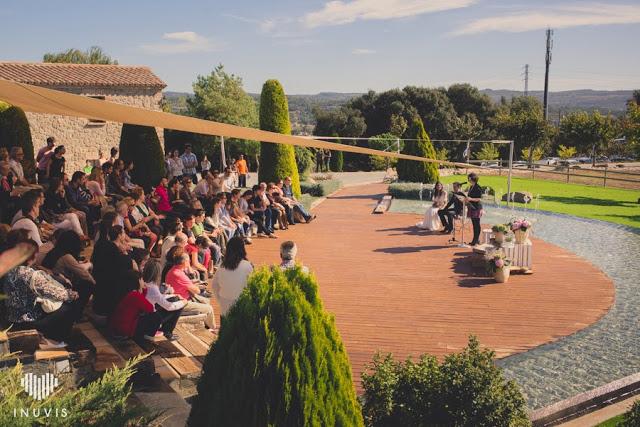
[416,182,447,230]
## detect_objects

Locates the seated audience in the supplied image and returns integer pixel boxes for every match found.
[142,259,186,341]
[8,146,29,186]
[66,171,101,234]
[11,190,45,246]
[279,240,309,274]
[249,185,276,238]
[130,187,164,242]
[43,177,88,238]
[1,238,79,349]
[212,237,253,316]
[110,270,169,341]
[281,176,316,223]
[164,247,216,330]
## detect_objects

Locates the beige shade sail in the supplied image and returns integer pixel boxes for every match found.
[0,78,475,168]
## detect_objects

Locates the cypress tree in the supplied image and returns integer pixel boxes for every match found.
[188,266,364,427]
[329,134,344,172]
[0,101,36,180]
[396,117,440,183]
[118,124,165,191]
[258,80,301,197]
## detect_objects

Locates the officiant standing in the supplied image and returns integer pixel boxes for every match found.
[465,173,484,246]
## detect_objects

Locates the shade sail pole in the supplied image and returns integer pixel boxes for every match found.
[220,136,227,169]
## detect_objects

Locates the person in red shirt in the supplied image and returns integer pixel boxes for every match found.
[154,177,172,214]
[109,270,160,340]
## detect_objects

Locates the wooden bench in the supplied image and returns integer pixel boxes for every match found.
[373,195,393,214]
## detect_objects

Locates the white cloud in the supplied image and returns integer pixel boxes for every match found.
[352,48,376,55]
[140,31,223,54]
[303,0,476,28]
[452,3,640,36]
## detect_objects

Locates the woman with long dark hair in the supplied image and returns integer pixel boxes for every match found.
[213,237,254,316]
[417,181,447,231]
[465,173,484,246]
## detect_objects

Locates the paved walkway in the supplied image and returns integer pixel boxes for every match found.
[246,183,614,391]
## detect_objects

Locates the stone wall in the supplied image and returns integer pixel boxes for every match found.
[26,85,164,174]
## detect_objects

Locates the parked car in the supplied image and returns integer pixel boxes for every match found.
[480,161,501,168]
[536,157,559,166]
[558,159,578,166]
[575,156,591,163]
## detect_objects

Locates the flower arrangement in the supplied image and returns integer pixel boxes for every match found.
[485,253,512,274]
[509,218,532,232]
[491,224,510,233]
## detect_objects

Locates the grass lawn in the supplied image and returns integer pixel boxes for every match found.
[595,414,625,427]
[440,175,640,229]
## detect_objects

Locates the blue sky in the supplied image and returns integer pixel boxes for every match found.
[2,0,640,94]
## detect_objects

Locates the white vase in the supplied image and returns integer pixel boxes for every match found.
[494,268,510,283]
[494,231,505,244]
[514,229,530,244]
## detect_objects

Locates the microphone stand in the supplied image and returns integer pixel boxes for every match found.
[457,200,470,248]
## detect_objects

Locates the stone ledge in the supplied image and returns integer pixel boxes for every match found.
[530,372,640,426]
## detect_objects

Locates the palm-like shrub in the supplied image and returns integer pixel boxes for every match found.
[188,266,363,427]
[362,336,530,427]
[396,118,439,183]
[0,101,36,179]
[119,124,166,191]
[258,79,301,197]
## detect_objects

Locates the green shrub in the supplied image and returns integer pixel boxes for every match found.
[396,118,439,183]
[300,179,343,197]
[119,124,166,191]
[362,336,530,427]
[188,266,363,427]
[623,400,640,426]
[294,146,315,180]
[258,79,301,197]
[330,150,344,172]
[388,182,434,200]
[0,355,157,426]
[0,101,36,180]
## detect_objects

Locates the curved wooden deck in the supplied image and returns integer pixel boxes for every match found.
[245,183,614,390]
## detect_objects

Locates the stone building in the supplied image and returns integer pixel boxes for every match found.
[0,62,166,172]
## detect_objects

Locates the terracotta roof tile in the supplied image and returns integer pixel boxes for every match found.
[0,62,166,89]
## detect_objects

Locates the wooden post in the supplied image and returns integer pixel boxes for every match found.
[566,166,570,183]
[603,165,608,187]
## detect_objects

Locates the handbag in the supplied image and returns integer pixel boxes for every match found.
[30,272,63,313]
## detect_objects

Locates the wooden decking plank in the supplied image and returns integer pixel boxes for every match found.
[190,328,216,347]
[164,356,201,377]
[173,326,209,357]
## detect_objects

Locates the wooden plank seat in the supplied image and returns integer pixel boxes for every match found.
[373,195,393,214]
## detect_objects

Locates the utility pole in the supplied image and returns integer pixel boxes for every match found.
[543,28,554,121]
[522,64,529,96]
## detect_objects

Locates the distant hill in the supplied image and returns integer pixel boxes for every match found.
[163,89,634,133]
[481,89,633,116]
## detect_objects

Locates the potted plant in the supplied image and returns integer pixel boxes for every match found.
[509,218,532,244]
[486,253,512,283]
[491,224,510,244]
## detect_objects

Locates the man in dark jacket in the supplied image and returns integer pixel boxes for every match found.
[438,182,465,234]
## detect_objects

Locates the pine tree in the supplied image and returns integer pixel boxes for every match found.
[396,118,440,183]
[118,124,165,191]
[0,101,36,179]
[258,80,301,197]
[188,266,364,427]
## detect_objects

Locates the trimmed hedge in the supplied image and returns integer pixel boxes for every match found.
[0,101,36,180]
[300,179,343,197]
[396,117,439,183]
[388,182,434,200]
[119,124,165,191]
[188,266,363,427]
[258,79,301,197]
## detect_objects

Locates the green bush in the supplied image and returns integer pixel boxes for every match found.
[188,266,363,427]
[300,179,343,197]
[119,124,166,191]
[396,118,440,183]
[623,400,640,426]
[330,150,344,172]
[0,355,157,426]
[258,79,301,198]
[362,336,530,427]
[294,146,315,180]
[0,101,36,180]
[388,182,434,200]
